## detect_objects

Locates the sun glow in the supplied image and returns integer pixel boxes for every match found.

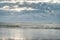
[0,5,37,12]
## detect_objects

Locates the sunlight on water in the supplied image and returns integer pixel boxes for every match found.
[0,28,60,40]
[0,28,25,40]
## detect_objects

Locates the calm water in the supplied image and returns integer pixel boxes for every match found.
[0,28,60,40]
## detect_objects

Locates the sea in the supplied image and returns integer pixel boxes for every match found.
[0,27,60,40]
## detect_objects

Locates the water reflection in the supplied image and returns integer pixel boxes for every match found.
[0,28,60,40]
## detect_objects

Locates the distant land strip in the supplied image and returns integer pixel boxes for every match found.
[0,24,60,29]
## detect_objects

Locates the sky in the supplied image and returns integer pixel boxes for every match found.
[0,0,60,23]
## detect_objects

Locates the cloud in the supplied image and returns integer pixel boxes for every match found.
[0,0,16,3]
[0,5,37,12]
[0,0,60,23]
[0,0,60,3]
[51,0,60,3]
